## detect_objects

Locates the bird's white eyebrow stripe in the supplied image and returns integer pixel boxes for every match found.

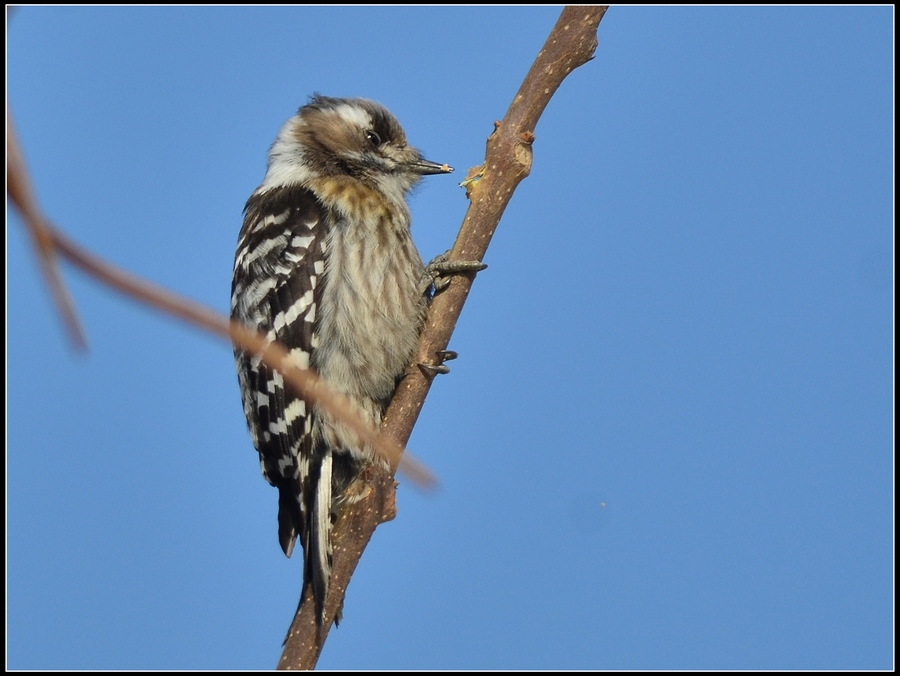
[334,103,372,130]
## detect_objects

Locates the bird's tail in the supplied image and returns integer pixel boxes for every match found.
[280,448,367,633]
[277,449,334,629]
[307,450,334,626]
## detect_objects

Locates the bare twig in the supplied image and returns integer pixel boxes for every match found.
[7,120,433,489]
[7,111,88,349]
[278,6,608,669]
[48,225,436,488]
[384,5,607,455]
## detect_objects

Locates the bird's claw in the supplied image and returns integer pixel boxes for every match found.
[418,349,459,376]
[424,251,487,294]
[418,362,451,376]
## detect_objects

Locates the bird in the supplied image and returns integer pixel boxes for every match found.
[230,94,458,627]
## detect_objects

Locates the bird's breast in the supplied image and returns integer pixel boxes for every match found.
[313,209,428,412]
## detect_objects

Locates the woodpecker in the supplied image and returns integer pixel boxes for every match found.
[231,95,458,627]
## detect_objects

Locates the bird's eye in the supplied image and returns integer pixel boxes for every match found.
[365,130,382,146]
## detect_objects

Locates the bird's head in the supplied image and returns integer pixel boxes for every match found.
[260,95,452,203]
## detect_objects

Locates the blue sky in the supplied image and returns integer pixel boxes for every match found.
[6,6,893,670]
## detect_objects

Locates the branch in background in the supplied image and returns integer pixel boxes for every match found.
[277,5,608,669]
[7,122,435,490]
[7,112,88,349]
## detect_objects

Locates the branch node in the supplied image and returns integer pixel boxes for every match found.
[514,142,534,175]
[460,165,485,199]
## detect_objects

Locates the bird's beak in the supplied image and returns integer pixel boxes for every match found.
[411,157,454,175]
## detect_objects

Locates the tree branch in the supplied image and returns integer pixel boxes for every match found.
[7,111,88,349]
[277,6,608,669]
[8,117,436,491]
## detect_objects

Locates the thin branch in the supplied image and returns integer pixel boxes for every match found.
[277,6,608,669]
[46,225,436,489]
[7,111,89,349]
[384,5,607,455]
[7,127,434,488]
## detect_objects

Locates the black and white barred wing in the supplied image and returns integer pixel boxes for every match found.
[231,185,327,558]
